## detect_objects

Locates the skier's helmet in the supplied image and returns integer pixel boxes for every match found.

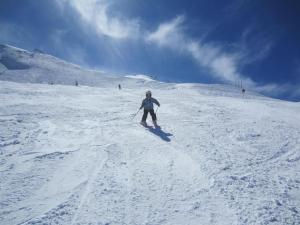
[146,90,152,97]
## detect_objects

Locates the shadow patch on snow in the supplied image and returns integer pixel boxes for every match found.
[147,126,173,142]
[0,140,20,148]
[267,142,290,161]
[0,56,30,70]
[287,155,300,163]
[34,150,77,160]
[236,133,261,142]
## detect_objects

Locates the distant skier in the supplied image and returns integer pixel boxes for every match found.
[118,84,121,90]
[140,90,160,127]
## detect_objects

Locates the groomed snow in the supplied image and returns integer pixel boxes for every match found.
[0,45,300,225]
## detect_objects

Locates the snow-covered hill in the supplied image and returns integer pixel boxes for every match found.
[0,44,168,89]
[0,45,300,225]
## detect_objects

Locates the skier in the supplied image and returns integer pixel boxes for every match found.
[140,90,160,127]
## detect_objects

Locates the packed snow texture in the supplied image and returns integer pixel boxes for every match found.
[0,45,300,225]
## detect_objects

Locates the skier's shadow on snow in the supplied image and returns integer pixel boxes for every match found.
[147,126,173,142]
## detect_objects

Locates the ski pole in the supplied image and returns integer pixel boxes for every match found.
[131,108,141,120]
[155,106,159,114]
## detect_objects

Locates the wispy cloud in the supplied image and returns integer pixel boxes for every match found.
[254,83,288,96]
[238,24,275,66]
[51,30,89,66]
[146,15,300,101]
[65,0,140,39]
[146,15,185,48]
[147,15,246,84]
[53,2,268,88]
[255,83,300,101]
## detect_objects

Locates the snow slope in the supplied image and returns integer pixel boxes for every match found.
[1,45,300,225]
[0,44,167,89]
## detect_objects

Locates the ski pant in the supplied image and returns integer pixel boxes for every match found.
[142,109,156,122]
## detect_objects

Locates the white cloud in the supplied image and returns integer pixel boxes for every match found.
[147,16,245,84]
[66,0,140,39]
[55,3,258,86]
[146,15,185,47]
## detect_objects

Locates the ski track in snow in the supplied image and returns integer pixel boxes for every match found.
[0,81,300,225]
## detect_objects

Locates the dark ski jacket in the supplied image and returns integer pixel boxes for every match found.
[140,97,160,110]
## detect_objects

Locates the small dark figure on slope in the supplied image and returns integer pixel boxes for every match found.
[140,90,160,127]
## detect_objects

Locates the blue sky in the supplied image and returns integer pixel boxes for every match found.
[0,0,300,101]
